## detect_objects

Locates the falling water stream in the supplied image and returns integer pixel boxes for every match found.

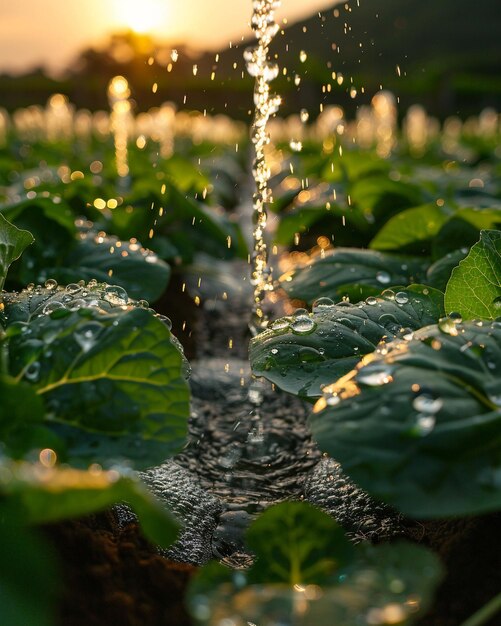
[117,0,401,587]
[245,0,282,334]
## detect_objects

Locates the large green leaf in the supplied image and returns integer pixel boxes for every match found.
[0,213,34,290]
[370,203,452,254]
[1,285,189,468]
[281,248,428,304]
[251,286,444,398]
[188,502,442,626]
[48,229,171,302]
[349,176,426,224]
[445,230,501,320]
[1,198,75,287]
[311,320,501,517]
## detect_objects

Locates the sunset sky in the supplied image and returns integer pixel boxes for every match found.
[0,0,336,74]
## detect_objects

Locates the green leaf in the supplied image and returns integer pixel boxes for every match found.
[246,502,354,585]
[49,230,171,302]
[370,203,452,254]
[0,510,59,626]
[0,214,34,290]
[2,287,189,469]
[188,503,442,626]
[250,286,444,398]
[445,230,501,320]
[349,176,426,224]
[281,248,428,305]
[0,377,59,458]
[311,320,501,517]
[0,459,178,547]
[1,198,75,287]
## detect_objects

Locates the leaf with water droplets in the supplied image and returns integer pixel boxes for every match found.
[47,230,171,303]
[281,248,428,305]
[445,229,501,320]
[0,197,76,288]
[250,285,444,398]
[312,320,501,517]
[0,214,34,291]
[188,503,442,626]
[4,305,189,469]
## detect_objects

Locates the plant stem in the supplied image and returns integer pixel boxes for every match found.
[459,591,501,626]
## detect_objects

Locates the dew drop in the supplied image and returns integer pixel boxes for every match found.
[66,283,81,294]
[25,361,41,382]
[415,414,436,436]
[74,321,103,352]
[271,318,291,331]
[312,297,335,312]
[290,315,316,334]
[326,394,340,407]
[413,394,443,414]
[381,289,396,301]
[376,271,391,285]
[103,285,128,306]
[357,365,393,386]
[395,292,409,305]
[43,301,65,315]
[366,296,378,306]
[438,317,458,336]
[156,315,173,330]
[44,279,58,290]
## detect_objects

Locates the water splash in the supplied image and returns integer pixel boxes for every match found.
[107,76,132,179]
[245,0,282,333]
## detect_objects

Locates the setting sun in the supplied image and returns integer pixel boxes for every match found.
[116,0,170,34]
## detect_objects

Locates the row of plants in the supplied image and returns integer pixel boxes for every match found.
[0,120,500,625]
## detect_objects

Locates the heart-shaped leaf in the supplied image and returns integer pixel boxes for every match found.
[445,230,501,320]
[281,248,428,305]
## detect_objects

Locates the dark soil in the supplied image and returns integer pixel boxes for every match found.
[45,514,195,626]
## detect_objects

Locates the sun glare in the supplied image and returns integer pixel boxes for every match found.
[117,0,169,34]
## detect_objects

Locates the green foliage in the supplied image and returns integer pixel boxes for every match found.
[445,230,501,320]
[188,502,442,626]
[0,213,34,290]
[49,228,171,304]
[246,502,354,585]
[0,513,59,626]
[1,285,190,468]
[250,286,444,398]
[0,459,178,545]
[370,203,452,254]
[281,248,428,304]
[311,320,501,517]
